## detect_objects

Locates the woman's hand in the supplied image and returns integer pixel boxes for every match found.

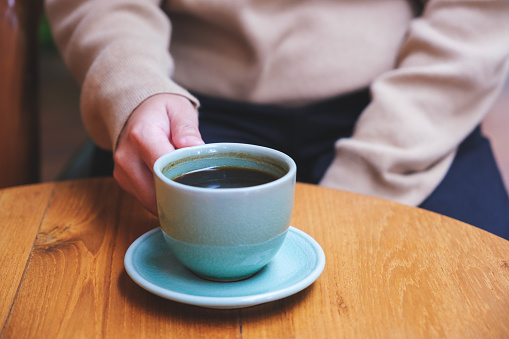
[114,93,204,215]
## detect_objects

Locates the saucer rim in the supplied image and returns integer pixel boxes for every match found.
[124,226,326,309]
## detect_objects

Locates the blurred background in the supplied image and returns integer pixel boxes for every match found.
[38,17,509,189]
[39,16,88,182]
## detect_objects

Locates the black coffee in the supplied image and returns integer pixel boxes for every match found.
[172,166,279,188]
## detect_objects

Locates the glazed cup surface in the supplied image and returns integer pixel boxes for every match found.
[153,143,296,281]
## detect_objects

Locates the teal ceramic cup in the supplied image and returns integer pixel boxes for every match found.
[153,143,297,281]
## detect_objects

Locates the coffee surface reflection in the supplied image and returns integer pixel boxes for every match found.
[172,166,279,188]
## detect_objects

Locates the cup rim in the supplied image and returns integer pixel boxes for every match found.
[153,143,297,192]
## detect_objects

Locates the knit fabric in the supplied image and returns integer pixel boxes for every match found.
[45,0,509,206]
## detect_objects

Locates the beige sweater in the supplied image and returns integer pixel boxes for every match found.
[45,0,509,206]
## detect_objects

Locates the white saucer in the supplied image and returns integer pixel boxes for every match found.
[124,226,326,309]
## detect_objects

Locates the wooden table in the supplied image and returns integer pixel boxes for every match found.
[1,177,509,338]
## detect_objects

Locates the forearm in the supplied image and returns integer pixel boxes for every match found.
[45,0,198,150]
[320,0,509,205]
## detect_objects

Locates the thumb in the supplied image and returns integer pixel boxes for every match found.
[168,107,205,149]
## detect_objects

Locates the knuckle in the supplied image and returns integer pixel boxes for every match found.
[113,150,129,171]
[126,124,146,144]
[178,123,197,134]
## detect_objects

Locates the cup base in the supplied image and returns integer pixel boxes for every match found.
[191,268,262,282]
[161,229,289,283]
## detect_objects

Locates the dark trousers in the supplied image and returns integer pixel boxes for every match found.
[196,91,509,240]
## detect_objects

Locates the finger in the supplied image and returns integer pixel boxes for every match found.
[123,122,176,170]
[113,157,157,215]
[167,103,204,149]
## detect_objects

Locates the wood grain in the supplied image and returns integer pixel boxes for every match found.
[1,179,239,338]
[1,178,509,338]
[0,183,54,327]
[240,184,509,338]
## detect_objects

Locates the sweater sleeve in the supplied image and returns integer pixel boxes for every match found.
[320,0,509,206]
[44,0,199,150]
